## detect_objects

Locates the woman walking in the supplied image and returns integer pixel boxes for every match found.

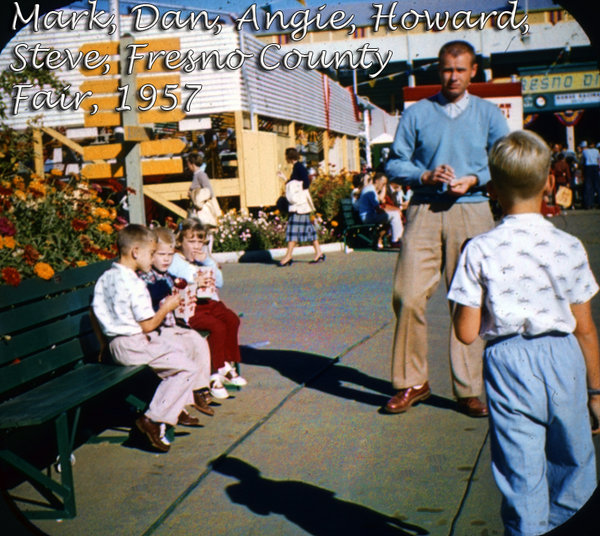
[277,147,324,266]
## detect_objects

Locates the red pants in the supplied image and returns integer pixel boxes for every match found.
[188,299,241,371]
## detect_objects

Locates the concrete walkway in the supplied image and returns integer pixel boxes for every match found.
[8,211,600,535]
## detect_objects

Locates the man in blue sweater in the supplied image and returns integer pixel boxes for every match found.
[383,40,509,417]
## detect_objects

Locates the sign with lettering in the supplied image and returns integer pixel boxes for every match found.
[521,70,600,95]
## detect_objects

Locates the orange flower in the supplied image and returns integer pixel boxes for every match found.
[93,207,111,219]
[71,218,88,232]
[12,176,25,192]
[14,190,27,202]
[1,267,21,286]
[50,169,63,177]
[97,222,113,234]
[33,262,54,280]
[76,260,88,267]
[28,181,47,197]
[3,236,16,249]
[330,220,339,227]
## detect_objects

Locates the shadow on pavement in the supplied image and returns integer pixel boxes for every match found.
[241,347,394,407]
[211,456,429,536]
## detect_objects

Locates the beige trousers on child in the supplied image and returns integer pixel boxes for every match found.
[110,330,203,426]
[391,201,494,398]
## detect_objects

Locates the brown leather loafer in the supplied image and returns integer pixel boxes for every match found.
[135,415,170,452]
[193,390,215,416]
[384,382,431,414]
[457,397,489,418]
[177,411,202,427]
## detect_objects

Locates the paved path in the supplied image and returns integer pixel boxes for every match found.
[9,211,600,535]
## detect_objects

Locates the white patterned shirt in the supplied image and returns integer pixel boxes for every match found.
[448,213,599,340]
[92,263,156,337]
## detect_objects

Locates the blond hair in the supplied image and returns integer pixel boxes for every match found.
[117,224,155,255]
[153,226,175,247]
[489,130,551,200]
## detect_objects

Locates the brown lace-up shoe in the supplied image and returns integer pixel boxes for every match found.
[457,397,489,418]
[383,382,431,414]
[193,389,215,416]
[135,415,170,452]
[177,411,202,427]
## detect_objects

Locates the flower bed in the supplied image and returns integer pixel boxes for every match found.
[0,173,124,286]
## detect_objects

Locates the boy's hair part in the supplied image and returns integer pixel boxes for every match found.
[176,218,206,246]
[117,224,155,254]
[153,226,175,247]
[489,130,551,200]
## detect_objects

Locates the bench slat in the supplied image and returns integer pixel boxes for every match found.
[0,311,93,366]
[0,286,94,336]
[0,363,145,428]
[0,340,86,396]
[0,261,111,308]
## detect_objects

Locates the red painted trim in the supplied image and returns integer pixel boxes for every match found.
[403,82,522,102]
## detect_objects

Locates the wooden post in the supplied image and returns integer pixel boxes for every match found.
[33,129,44,178]
[234,110,248,212]
[322,130,330,172]
[119,34,145,225]
[342,134,348,172]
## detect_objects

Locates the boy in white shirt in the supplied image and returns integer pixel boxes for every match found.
[92,225,207,452]
[449,130,600,536]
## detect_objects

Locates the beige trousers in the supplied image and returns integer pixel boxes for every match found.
[110,328,209,426]
[391,201,494,398]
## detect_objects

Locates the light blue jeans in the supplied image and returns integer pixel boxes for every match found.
[484,333,597,536]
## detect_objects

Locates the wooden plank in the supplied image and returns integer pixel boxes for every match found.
[81,158,183,180]
[0,287,94,341]
[84,111,120,128]
[79,37,181,56]
[83,139,186,161]
[80,74,181,95]
[213,179,242,198]
[143,187,188,218]
[138,108,185,124]
[124,126,150,142]
[80,60,120,76]
[40,127,85,156]
[0,261,111,309]
[144,179,241,199]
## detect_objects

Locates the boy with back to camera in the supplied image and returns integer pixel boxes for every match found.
[448,130,600,535]
[92,224,207,452]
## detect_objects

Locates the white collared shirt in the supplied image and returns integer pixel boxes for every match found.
[436,91,470,119]
[448,213,599,340]
[92,263,156,337]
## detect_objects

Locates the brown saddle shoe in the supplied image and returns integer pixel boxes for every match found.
[193,389,215,416]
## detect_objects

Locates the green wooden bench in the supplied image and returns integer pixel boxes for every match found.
[340,198,382,249]
[0,260,147,520]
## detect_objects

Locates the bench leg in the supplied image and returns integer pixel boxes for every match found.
[55,411,76,519]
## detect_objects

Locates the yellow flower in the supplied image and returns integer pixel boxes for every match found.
[3,236,16,249]
[76,260,88,267]
[97,222,114,234]
[12,176,25,191]
[33,262,55,280]
[50,169,63,177]
[330,220,339,227]
[14,190,27,202]
[28,181,47,197]
[93,207,111,219]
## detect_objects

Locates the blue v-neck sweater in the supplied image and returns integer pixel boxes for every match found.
[385,94,509,204]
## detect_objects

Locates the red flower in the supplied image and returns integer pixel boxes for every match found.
[1,267,21,286]
[71,218,88,232]
[23,245,41,266]
[0,185,12,196]
[0,217,16,236]
[106,179,124,193]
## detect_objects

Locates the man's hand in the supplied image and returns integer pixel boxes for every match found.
[421,164,455,186]
[448,175,479,196]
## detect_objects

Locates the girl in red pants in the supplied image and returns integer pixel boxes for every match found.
[169,219,246,399]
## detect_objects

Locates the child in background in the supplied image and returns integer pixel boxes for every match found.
[448,130,600,535]
[92,225,206,452]
[170,219,246,400]
[138,227,216,419]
